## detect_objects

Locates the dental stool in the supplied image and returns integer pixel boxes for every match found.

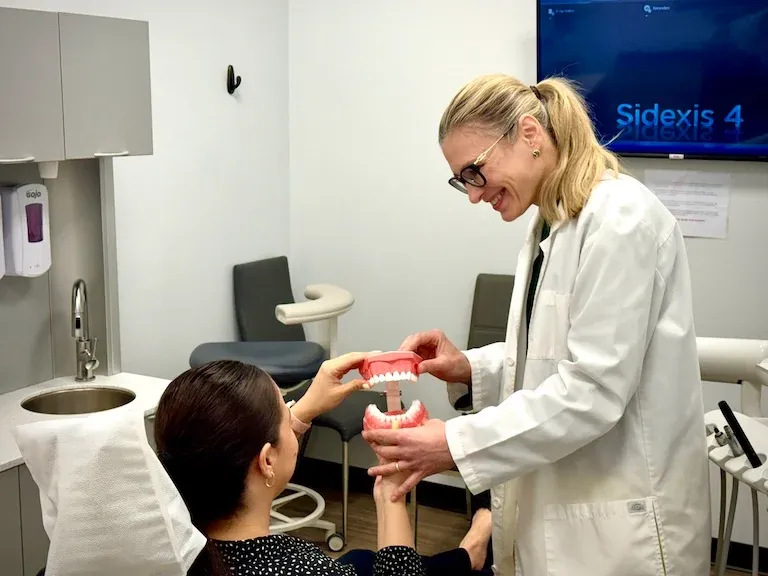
[189,256,383,551]
[288,380,395,544]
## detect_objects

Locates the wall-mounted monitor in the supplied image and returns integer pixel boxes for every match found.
[537,0,768,161]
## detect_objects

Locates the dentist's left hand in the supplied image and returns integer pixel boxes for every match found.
[291,352,372,423]
[364,419,455,501]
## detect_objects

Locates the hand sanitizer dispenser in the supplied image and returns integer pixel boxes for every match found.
[0,184,51,277]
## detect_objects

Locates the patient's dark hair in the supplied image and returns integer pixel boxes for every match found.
[154,360,282,576]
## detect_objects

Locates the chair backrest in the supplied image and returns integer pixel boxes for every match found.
[233,256,306,343]
[467,273,515,349]
[451,273,515,413]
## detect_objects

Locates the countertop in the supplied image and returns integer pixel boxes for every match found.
[0,372,170,473]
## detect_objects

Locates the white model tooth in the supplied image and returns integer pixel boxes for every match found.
[392,371,402,381]
[385,372,393,381]
[409,372,417,382]
[374,374,383,384]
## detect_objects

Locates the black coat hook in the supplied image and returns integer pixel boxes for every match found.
[227,65,241,95]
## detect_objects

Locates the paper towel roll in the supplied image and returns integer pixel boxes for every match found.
[12,407,206,576]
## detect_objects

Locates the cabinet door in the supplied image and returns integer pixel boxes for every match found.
[19,465,48,576]
[0,467,23,576]
[0,8,65,164]
[59,13,153,159]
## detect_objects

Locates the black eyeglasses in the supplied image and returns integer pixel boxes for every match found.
[448,132,507,194]
[448,165,487,193]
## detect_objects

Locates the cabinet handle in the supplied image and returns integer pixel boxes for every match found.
[94,151,129,157]
[0,156,35,164]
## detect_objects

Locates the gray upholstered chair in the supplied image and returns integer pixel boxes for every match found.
[456,272,516,410]
[189,256,388,551]
[445,272,515,518]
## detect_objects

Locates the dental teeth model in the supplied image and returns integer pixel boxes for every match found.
[363,399,429,431]
[360,351,429,430]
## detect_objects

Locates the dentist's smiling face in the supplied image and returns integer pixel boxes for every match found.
[441,118,549,222]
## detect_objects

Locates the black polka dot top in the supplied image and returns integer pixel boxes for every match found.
[215,533,426,576]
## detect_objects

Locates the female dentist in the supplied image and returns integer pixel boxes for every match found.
[363,74,712,576]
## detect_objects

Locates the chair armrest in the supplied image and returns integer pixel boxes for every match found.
[275,284,354,325]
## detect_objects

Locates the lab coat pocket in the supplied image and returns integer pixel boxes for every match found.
[543,497,667,576]
[526,291,571,361]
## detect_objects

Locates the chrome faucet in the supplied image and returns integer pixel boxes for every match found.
[72,279,99,381]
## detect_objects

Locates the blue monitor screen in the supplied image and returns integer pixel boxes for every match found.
[537,0,768,161]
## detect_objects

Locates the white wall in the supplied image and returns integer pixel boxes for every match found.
[289,0,539,476]
[288,0,768,545]
[0,0,290,379]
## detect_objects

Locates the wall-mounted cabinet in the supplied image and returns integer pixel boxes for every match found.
[0,8,152,176]
[59,13,153,159]
[0,8,66,165]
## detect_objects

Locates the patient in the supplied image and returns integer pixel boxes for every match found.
[154,355,492,576]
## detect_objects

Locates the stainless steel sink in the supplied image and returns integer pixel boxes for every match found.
[21,386,136,415]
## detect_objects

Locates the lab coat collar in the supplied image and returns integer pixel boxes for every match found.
[526,208,563,255]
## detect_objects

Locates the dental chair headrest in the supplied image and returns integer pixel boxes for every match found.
[13,407,206,576]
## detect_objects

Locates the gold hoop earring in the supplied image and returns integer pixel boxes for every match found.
[265,472,275,489]
[532,149,541,159]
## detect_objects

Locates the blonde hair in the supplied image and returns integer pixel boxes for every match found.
[438,74,622,223]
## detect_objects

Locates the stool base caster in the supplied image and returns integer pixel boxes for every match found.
[326,532,345,552]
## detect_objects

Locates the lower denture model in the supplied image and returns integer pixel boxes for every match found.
[361,351,429,430]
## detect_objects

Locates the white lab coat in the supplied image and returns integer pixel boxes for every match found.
[444,172,711,575]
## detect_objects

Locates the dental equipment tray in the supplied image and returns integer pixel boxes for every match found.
[705,409,768,496]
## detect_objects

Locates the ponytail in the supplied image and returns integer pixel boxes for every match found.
[438,73,622,224]
[188,540,229,576]
[533,77,621,222]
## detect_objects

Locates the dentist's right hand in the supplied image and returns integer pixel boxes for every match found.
[398,329,472,385]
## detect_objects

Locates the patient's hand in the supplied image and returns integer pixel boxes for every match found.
[372,455,409,505]
[291,352,372,423]
[372,454,415,550]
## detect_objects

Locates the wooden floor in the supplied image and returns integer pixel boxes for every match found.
[283,488,750,575]
[282,488,466,558]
